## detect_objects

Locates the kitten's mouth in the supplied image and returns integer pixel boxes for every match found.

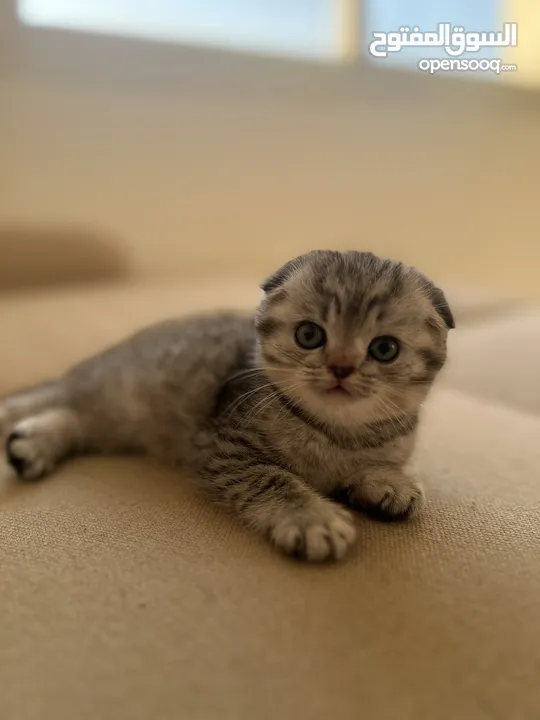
[323,384,352,398]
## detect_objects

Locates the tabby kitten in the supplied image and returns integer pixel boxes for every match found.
[0,251,453,562]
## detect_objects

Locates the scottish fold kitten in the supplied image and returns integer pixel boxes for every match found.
[0,251,453,562]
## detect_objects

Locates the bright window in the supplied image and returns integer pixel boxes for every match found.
[364,0,500,67]
[18,0,345,61]
[18,1,533,85]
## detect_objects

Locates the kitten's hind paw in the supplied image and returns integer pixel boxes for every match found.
[269,501,357,562]
[5,410,75,481]
[6,429,56,481]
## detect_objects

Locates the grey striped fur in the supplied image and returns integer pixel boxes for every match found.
[0,251,453,562]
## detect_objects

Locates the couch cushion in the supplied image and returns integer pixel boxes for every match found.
[443,285,525,326]
[440,306,540,416]
[0,282,539,719]
[1,388,539,720]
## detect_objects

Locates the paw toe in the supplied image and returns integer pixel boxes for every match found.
[271,505,357,562]
[366,485,424,521]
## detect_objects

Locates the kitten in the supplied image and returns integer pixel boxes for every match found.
[0,250,453,562]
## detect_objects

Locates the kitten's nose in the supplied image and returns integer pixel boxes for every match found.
[329,365,355,380]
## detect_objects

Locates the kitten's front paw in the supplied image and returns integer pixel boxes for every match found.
[347,472,424,521]
[269,500,357,562]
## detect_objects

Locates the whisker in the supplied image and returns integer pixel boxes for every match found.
[251,382,307,426]
[369,395,410,438]
[381,397,411,434]
[268,381,311,429]
[223,366,290,385]
[240,380,304,426]
[371,398,399,437]
[223,380,280,420]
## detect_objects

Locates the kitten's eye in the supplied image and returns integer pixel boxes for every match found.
[295,322,326,350]
[368,336,400,363]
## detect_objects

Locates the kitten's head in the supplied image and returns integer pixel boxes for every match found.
[255,250,454,427]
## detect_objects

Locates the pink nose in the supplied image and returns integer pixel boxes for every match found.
[329,365,354,380]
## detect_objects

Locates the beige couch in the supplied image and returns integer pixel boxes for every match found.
[1,275,539,720]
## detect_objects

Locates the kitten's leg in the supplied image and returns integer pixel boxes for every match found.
[0,381,62,439]
[6,408,81,481]
[201,449,357,561]
[343,466,425,521]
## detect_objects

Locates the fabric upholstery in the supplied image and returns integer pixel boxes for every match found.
[0,281,538,720]
[441,306,540,416]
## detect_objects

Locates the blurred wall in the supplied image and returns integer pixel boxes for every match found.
[1,2,540,296]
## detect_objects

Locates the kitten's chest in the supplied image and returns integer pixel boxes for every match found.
[269,421,366,494]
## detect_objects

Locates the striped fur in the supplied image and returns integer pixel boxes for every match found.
[0,251,453,562]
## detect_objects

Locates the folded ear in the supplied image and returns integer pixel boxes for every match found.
[261,254,311,293]
[261,260,297,292]
[429,285,455,330]
[414,269,455,330]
